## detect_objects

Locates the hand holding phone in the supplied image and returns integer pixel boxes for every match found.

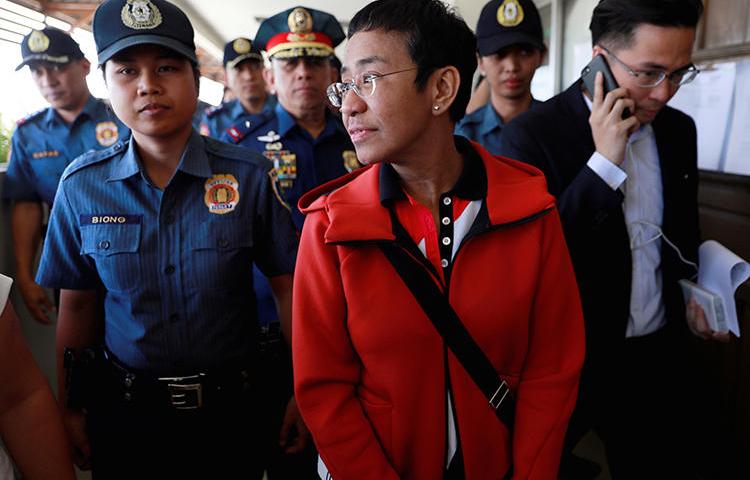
[581,54,639,165]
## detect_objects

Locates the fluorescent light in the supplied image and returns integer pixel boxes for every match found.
[0,1,44,22]
[45,16,70,31]
[0,18,31,35]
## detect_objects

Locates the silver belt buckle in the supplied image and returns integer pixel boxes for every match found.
[159,374,204,410]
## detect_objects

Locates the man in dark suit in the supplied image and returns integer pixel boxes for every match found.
[500,0,720,478]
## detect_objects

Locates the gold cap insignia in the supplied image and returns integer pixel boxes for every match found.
[288,7,313,35]
[28,30,50,53]
[497,0,524,28]
[342,150,360,173]
[121,0,163,30]
[233,38,251,54]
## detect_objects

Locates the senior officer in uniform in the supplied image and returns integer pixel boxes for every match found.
[455,0,546,155]
[4,27,128,325]
[35,0,303,478]
[199,37,276,139]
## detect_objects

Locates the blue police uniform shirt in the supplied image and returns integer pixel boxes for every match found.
[36,131,297,374]
[222,102,356,326]
[200,96,278,139]
[3,95,129,205]
[455,99,542,155]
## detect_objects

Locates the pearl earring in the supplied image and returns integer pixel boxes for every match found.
[433,105,440,111]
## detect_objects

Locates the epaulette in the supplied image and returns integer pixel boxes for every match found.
[62,141,126,180]
[15,108,47,127]
[204,136,270,170]
[223,110,274,144]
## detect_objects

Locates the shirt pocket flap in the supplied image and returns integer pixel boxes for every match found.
[81,224,141,256]
[190,219,253,251]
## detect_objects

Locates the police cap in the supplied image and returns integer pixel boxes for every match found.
[223,37,263,69]
[476,0,544,56]
[256,6,344,59]
[93,0,197,65]
[16,27,84,71]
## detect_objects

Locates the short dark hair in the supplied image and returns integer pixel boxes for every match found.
[348,0,476,122]
[590,0,703,50]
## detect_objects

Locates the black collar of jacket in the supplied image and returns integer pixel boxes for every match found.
[379,136,488,206]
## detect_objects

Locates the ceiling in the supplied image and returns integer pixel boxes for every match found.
[6,0,376,80]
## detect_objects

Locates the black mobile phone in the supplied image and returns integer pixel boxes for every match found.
[580,54,630,118]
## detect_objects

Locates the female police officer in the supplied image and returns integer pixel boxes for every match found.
[36,0,303,477]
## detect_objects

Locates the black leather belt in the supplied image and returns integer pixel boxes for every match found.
[102,349,254,411]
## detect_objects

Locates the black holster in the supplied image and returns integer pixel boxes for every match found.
[63,346,107,410]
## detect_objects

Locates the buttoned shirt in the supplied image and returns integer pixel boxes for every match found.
[222,103,356,326]
[36,131,297,373]
[583,94,665,337]
[455,99,542,155]
[199,97,277,139]
[3,95,129,205]
[381,137,486,470]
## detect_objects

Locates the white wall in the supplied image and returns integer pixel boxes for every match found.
[561,0,597,88]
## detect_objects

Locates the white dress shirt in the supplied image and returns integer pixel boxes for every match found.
[583,94,666,337]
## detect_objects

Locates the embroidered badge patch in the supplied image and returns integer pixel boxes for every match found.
[497,0,524,27]
[121,0,163,30]
[342,150,359,173]
[204,174,240,214]
[28,30,50,53]
[96,121,119,147]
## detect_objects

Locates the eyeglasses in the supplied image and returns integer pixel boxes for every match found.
[600,46,699,88]
[326,67,418,108]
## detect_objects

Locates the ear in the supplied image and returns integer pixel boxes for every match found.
[431,65,460,116]
[476,53,486,77]
[263,67,275,94]
[592,45,605,58]
[80,58,91,76]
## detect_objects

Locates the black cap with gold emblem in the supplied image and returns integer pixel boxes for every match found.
[255,6,345,59]
[476,0,544,56]
[93,0,197,65]
[223,37,263,68]
[16,27,84,71]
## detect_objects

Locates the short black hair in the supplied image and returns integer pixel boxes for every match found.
[590,0,704,50]
[348,0,476,122]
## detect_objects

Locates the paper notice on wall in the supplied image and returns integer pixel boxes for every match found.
[669,62,736,171]
[724,59,750,176]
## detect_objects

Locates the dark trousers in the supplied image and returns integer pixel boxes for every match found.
[88,391,265,479]
[256,341,318,479]
[565,326,698,479]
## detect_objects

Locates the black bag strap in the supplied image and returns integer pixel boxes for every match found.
[378,242,515,430]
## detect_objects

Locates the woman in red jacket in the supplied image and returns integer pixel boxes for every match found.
[292,1,585,478]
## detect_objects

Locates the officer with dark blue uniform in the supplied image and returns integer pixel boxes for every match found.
[199,37,276,139]
[221,7,354,479]
[4,26,128,325]
[455,0,546,154]
[35,1,302,477]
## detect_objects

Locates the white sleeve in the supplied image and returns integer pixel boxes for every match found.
[0,274,12,314]
[587,151,627,190]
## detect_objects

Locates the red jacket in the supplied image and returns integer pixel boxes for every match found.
[293,143,585,479]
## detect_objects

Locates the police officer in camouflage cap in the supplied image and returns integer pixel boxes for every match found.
[199,37,276,139]
[4,26,127,325]
[36,0,302,477]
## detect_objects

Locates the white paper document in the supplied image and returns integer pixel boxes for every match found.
[724,59,750,176]
[669,62,736,171]
[693,241,750,336]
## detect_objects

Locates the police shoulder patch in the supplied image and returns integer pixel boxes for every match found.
[16,108,47,127]
[62,142,124,180]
